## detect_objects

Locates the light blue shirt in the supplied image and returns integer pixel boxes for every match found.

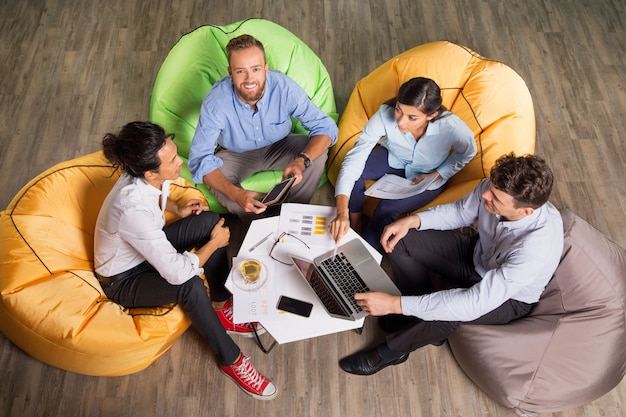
[335,104,476,197]
[401,179,564,322]
[188,70,338,183]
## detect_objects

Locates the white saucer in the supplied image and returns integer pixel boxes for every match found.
[233,259,269,291]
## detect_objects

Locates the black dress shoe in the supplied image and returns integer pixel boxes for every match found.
[339,346,409,376]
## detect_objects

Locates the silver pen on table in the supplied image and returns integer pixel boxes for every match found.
[248,232,273,252]
[332,238,339,259]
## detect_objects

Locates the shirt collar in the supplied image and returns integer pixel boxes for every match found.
[230,84,252,111]
[130,175,171,211]
[422,117,441,137]
[497,206,542,230]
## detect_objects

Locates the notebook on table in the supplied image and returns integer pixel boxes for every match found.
[289,238,401,321]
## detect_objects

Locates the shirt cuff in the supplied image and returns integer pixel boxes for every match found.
[183,251,204,276]
[400,296,416,317]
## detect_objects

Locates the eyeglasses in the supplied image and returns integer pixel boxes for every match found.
[268,232,310,265]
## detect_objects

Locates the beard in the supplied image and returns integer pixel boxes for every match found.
[236,79,266,104]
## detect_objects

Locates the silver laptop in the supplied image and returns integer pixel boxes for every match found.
[289,238,401,321]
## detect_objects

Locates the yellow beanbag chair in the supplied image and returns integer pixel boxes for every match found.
[327,40,535,212]
[0,151,207,376]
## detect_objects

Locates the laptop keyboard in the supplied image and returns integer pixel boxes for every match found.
[308,270,350,317]
[320,253,370,312]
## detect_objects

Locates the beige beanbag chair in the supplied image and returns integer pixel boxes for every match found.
[448,210,626,415]
[0,151,208,376]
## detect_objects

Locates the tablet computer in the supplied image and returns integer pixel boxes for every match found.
[261,176,296,206]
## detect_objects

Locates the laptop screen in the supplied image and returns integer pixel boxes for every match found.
[291,257,317,282]
[290,256,352,319]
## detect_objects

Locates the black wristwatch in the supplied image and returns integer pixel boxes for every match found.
[297,152,311,170]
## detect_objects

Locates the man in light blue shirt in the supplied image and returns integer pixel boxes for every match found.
[338,153,564,376]
[188,34,337,219]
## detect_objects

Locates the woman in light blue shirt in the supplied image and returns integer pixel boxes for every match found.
[329,77,476,250]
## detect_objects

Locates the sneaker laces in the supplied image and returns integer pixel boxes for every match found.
[234,357,265,390]
[222,302,235,321]
[222,303,254,330]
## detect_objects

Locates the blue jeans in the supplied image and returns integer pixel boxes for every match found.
[100,211,240,366]
[349,146,445,251]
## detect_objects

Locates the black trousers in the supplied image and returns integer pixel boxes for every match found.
[100,211,240,366]
[384,228,534,352]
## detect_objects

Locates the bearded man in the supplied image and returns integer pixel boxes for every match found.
[189,34,337,219]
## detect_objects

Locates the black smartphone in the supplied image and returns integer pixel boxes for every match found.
[276,295,313,318]
[262,176,296,205]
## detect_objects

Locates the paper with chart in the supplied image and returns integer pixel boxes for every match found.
[364,174,437,199]
[277,203,336,247]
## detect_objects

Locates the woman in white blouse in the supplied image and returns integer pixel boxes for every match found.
[329,77,476,250]
[94,122,276,400]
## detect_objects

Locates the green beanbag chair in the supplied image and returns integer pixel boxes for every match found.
[150,18,338,213]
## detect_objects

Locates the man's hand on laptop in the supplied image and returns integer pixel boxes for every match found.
[354,291,402,316]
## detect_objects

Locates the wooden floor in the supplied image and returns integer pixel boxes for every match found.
[1,1,625,416]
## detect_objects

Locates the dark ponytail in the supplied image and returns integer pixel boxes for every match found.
[102,121,169,177]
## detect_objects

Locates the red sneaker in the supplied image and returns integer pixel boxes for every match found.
[220,355,277,400]
[215,299,265,337]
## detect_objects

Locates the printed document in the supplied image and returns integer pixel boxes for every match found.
[364,174,437,199]
[229,255,288,323]
[277,203,337,247]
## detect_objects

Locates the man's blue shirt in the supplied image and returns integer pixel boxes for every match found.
[188,70,337,183]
